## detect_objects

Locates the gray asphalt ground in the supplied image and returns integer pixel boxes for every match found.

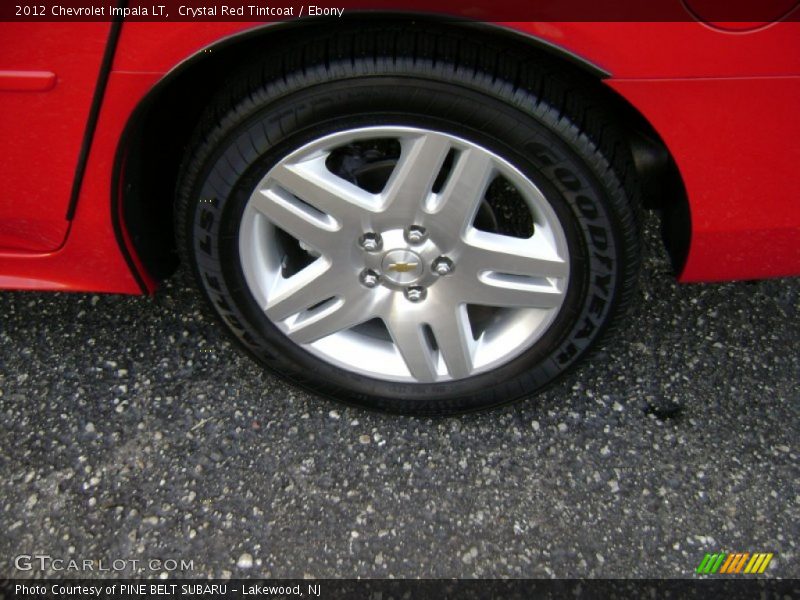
[0,214,797,579]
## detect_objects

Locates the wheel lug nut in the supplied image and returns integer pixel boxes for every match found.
[359,232,382,252]
[432,256,454,276]
[360,269,381,288]
[404,286,427,302]
[404,225,427,245]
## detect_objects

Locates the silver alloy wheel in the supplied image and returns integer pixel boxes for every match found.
[238,126,570,383]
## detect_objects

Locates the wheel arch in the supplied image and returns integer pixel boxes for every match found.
[115,16,691,284]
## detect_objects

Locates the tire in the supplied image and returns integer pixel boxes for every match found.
[175,26,641,415]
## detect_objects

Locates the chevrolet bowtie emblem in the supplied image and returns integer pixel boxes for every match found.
[388,262,419,273]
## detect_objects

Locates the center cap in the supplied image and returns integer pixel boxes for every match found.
[381,249,424,285]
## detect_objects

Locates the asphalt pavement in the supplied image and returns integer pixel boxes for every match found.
[1,214,797,578]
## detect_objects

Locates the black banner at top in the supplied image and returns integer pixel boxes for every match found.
[1,0,800,22]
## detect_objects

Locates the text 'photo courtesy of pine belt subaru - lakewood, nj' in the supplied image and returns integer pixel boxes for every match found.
[1,1,799,414]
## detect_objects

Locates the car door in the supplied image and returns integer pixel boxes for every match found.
[0,22,112,252]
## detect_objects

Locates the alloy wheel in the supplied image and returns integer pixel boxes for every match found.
[238,126,571,383]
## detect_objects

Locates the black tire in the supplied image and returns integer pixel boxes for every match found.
[175,25,641,415]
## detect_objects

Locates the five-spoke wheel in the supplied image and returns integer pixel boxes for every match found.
[238,127,570,383]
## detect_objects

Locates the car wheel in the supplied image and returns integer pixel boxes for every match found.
[175,28,641,414]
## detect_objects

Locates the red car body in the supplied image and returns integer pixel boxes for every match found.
[1,18,799,293]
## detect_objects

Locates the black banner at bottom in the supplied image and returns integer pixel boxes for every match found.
[1,579,799,600]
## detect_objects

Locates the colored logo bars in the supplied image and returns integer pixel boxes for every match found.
[696,553,774,574]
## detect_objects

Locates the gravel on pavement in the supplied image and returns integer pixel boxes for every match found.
[1,214,797,578]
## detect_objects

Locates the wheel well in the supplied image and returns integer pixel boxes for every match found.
[117,16,691,283]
